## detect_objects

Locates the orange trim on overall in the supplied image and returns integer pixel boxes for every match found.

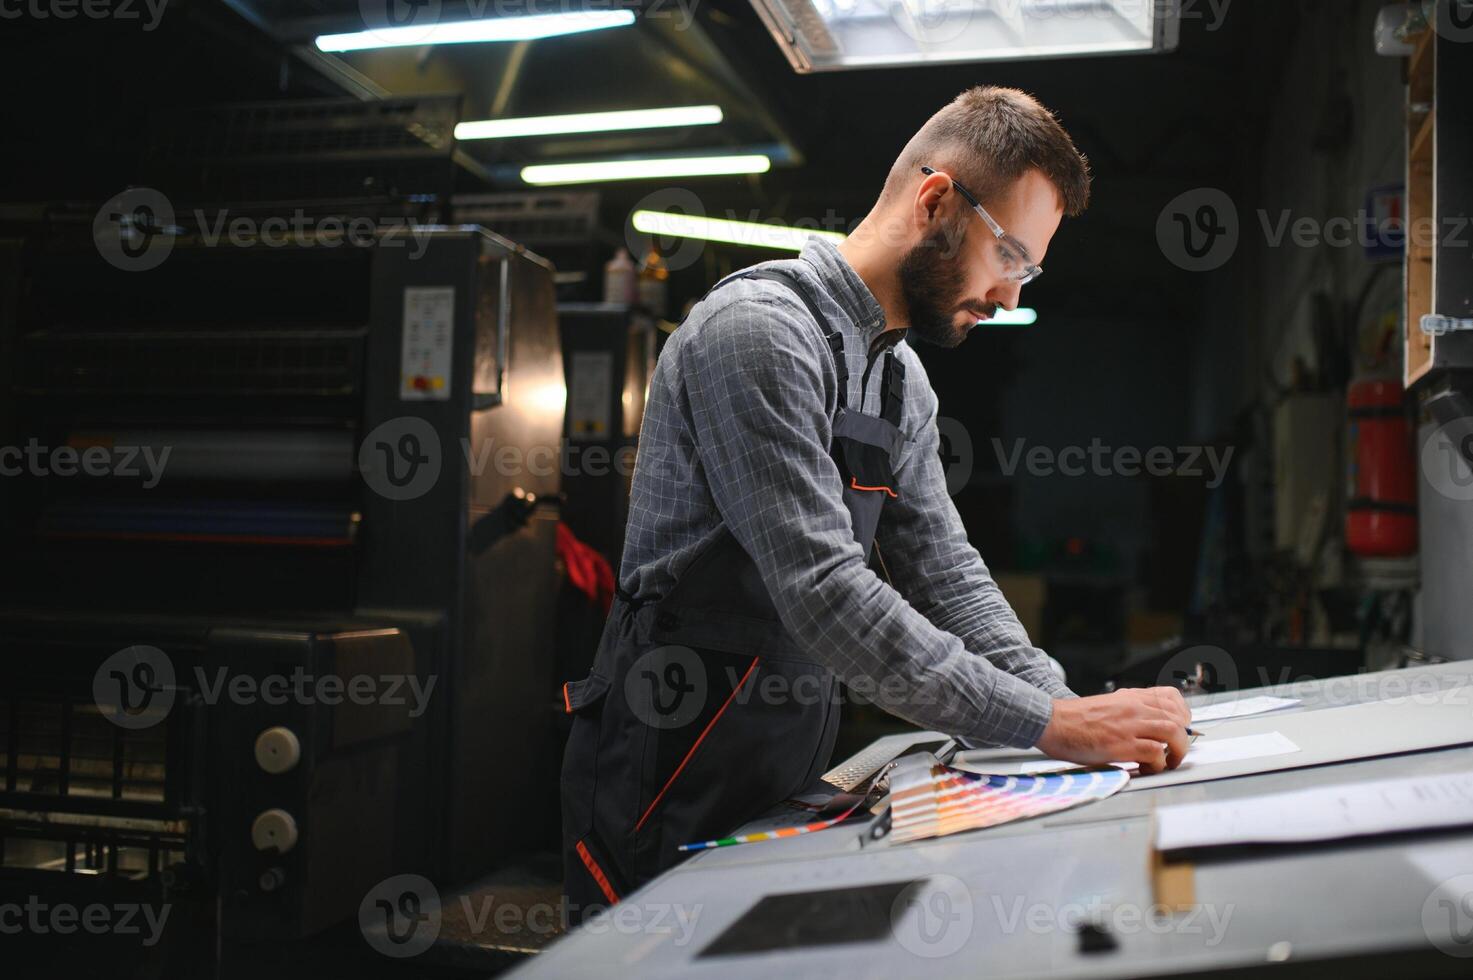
[574,840,620,905]
[850,477,898,498]
[634,655,761,833]
[562,682,573,714]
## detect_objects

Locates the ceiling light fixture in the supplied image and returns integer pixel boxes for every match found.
[978,307,1038,326]
[521,154,771,185]
[631,210,845,251]
[315,11,636,52]
[456,105,723,141]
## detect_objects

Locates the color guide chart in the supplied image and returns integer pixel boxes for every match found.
[887,755,1130,844]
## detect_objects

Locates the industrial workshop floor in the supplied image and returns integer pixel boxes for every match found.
[422,853,568,974]
[206,854,567,980]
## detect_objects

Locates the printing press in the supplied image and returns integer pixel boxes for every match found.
[0,215,567,969]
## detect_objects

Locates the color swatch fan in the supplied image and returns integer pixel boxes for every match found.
[887,753,1129,843]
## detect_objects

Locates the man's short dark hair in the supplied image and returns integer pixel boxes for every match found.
[885,86,1091,217]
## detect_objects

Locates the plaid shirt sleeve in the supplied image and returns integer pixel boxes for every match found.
[875,361,1078,746]
[671,294,1060,749]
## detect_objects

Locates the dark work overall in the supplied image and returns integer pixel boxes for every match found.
[559,268,907,921]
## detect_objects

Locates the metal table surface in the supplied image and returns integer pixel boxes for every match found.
[513,661,1473,978]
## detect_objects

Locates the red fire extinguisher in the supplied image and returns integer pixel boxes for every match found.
[1346,379,1417,556]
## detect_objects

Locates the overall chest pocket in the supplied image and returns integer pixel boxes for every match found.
[832,407,903,496]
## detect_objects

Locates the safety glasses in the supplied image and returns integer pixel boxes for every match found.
[921,165,1043,285]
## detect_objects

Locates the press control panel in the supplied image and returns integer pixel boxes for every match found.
[399,285,455,400]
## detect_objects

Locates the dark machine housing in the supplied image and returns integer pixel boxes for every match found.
[0,217,566,969]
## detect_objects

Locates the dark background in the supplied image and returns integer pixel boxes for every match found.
[0,0,1409,673]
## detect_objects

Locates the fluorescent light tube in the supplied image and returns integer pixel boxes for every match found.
[521,154,770,185]
[631,210,845,251]
[315,11,636,52]
[456,105,723,141]
[979,307,1037,326]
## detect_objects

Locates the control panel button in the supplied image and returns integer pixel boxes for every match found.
[251,809,299,854]
[254,726,302,774]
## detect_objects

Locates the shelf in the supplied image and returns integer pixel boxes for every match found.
[1410,29,1435,86]
[1411,111,1435,162]
[1410,30,1435,106]
[1404,30,1438,389]
[1403,25,1473,385]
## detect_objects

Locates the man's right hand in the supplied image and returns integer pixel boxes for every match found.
[1035,687,1192,774]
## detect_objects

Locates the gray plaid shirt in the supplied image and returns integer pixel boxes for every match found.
[621,237,1075,748]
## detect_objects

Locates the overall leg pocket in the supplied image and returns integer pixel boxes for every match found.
[561,669,638,919]
[560,672,613,841]
[629,647,832,873]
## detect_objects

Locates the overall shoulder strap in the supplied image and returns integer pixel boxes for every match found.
[736,268,849,410]
[878,352,906,426]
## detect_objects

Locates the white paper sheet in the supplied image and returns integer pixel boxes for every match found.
[953,758,1138,777]
[1166,731,1301,774]
[1156,771,1473,851]
[1190,695,1301,723]
[955,732,1297,778]
[1129,684,1473,792]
